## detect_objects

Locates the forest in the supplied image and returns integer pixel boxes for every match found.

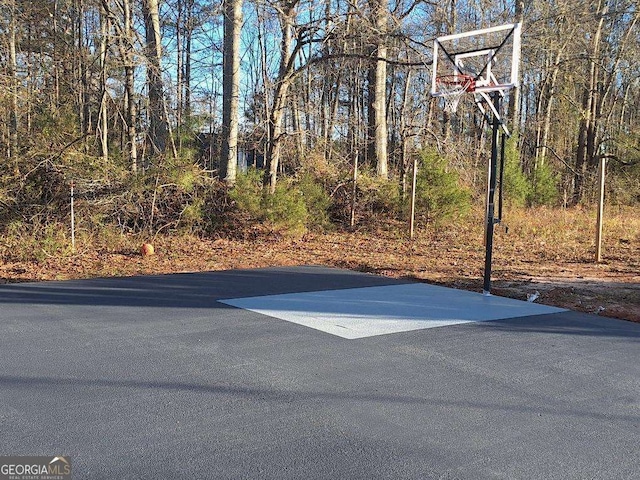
[0,0,638,238]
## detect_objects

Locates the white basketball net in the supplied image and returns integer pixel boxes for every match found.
[436,75,475,114]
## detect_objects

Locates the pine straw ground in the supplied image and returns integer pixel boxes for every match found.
[1,206,638,323]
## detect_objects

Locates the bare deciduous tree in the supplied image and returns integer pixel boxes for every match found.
[220,0,243,184]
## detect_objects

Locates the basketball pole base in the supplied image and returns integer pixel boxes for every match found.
[483,93,501,296]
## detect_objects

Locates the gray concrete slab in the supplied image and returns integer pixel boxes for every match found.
[220,283,566,338]
[0,266,638,479]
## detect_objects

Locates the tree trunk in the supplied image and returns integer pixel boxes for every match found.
[290,87,305,159]
[537,52,562,169]
[220,0,243,184]
[123,0,138,172]
[175,0,183,138]
[264,4,297,194]
[99,5,109,162]
[256,1,271,161]
[184,0,194,120]
[76,0,91,146]
[573,0,606,205]
[367,0,388,178]
[400,68,412,195]
[52,0,60,110]
[8,0,18,167]
[143,0,169,159]
[74,0,85,140]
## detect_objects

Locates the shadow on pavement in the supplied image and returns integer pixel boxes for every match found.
[0,266,406,308]
[1,373,637,424]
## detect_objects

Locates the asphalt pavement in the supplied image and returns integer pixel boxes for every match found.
[0,266,638,479]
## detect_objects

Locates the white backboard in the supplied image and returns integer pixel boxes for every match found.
[431,23,522,97]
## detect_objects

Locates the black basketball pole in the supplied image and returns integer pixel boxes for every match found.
[483,92,502,295]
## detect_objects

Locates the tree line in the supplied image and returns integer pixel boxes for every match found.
[1,0,638,221]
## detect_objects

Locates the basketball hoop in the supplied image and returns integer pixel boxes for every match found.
[435,74,476,113]
[430,23,522,295]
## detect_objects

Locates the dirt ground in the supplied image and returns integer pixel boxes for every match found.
[1,207,638,323]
